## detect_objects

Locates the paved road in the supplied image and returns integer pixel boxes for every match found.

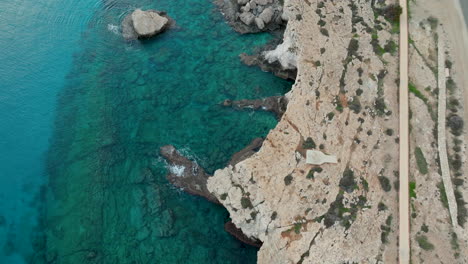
[398,0,410,263]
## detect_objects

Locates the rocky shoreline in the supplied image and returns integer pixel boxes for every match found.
[214,0,285,34]
[160,137,267,247]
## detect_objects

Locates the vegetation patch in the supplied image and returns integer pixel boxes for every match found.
[437,182,449,209]
[318,192,367,229]
[271,211,277,220]
[381,215,393,244]
[303,137,316,149]
[307,167,323,179]
[416,235,435,251]
[320,28,329,37]
[378,202,387,211]
[414,147,428,174]
[409,181,417,198]
[284,174,293,186]
[348,96,362,114]
[378,176,392,192]
[409,83,428,103]
[340,167,357,193]
[241,197,253,209]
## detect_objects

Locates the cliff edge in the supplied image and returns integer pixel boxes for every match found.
[208,0,402,262]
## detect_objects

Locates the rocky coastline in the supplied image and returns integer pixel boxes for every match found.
[160,137,267,247]
[162,0,468,262]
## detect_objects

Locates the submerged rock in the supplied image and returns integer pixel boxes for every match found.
[159,145,219,204]
[122,9,172,40]
[222,96,288,119]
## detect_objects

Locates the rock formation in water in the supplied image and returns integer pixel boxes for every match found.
[160,145,219,204]
[160,138,266,246]
[122,9,172,40]
[222,96,288,119]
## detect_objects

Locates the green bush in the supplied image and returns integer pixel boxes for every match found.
[271,211,277,220]
[414,147,428,174]
[421,223,429,233]
[378,202,387,211]
[409,182,417,198]
[378,176,392,192]
[340,168,356,193]
[384,40,397,54]
[284,174,293,185]
[385,129,394,136]
[294,223,302,234]
[427,16,438,30]
[303,137,316,149]
[241,197,253,209]
[307,167,323,179]
[220,193,228,200]
[348,96,362,114]
[348,39,359,57]
[416,235,435,251]
[320,28,329,37]
[381,4,403,24]
[409,83,428,103]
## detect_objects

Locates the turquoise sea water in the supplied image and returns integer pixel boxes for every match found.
[0,0,97,262]
[1,0,291,263]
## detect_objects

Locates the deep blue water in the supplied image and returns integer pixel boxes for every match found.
[0,0,290,263]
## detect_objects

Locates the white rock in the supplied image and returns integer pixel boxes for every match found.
[131,9,168,38]
[259,7,274,24]
[239,12,255,25]
[255,17,265,29]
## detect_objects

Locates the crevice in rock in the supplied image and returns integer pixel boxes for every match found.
[225,221,263,247]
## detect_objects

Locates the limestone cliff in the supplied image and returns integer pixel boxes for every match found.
[208,0,402,263]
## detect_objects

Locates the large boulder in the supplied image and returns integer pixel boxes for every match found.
[259,7,274,24]
[122,9,170,40]
[239,12,255,25]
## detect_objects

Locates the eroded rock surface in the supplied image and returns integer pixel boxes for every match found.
[208,0,403,263]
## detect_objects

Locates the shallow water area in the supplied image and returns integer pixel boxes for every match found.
[40,0,291,263]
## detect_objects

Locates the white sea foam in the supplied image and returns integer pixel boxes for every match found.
[107,24,119,35]
[169,165,185,177]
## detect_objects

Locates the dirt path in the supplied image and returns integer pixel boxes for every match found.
[398,0,410,263]
[436,28,460,230]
